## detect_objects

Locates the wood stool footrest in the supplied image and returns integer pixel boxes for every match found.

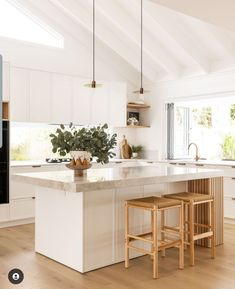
[193,231,213,241]
[127,244,152,255]
[128,233,153,243]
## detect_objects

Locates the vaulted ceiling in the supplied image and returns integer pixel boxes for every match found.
[14,0,235,85]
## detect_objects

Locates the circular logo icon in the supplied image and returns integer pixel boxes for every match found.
[8,269,24,284]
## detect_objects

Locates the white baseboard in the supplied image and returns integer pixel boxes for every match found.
[0,218,35,228]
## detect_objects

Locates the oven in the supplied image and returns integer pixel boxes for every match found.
[0,121,9,204]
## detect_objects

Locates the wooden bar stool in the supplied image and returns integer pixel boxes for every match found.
[124,196,184,279]
[165,192,215,266]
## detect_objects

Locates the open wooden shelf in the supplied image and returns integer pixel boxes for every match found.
[126,125,150,128]
[127,103,150,109]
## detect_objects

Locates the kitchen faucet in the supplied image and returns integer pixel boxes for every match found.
[188,143,200,161]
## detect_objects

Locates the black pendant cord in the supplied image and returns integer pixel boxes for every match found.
[140,0,143,93]
[93,0,95,84]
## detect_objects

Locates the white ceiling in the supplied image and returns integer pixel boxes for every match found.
[149,0,235,33]
[12,0,235,84]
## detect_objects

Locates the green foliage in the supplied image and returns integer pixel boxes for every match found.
[131,145,143,153]
[50,123,117,164]
[192,106,212,128]
[221,134,235,159]
[230,104,235,121]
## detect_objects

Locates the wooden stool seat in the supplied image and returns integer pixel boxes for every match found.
[125,196,184,279]
[127,196,182,209]
[166,192,213,203]
[165,192,215,266]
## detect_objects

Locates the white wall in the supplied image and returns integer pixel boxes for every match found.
[135,70,235,159]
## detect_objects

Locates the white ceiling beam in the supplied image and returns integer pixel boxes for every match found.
[15,0,140,86]
[48,0,159,83]
[97,0,181,78]
[144,0,211,74]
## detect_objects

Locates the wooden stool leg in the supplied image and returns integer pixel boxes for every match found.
[184,203,188,250]
[211,200,215,259]
[161,210,165,257]
[189,202,195,266]
[179,202,184,269]
[124,202,129,268]
[153,207,158,279]
[151,210,154,260]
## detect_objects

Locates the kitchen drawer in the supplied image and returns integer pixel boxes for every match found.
[0,204,10,222]
[224,177,235,197]
[224,196,235,219]
[10,180,35,199]
[10,198,35,220]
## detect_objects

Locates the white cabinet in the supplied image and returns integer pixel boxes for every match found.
[10,67,29,122]
[108,82,126,126]
[10,164,66,222]
[223,177,235,219]
[10,66,127,126]
[72,80,127,126]
[90,85,109,125]
[2,62,10,101]
[29,70,51,123]
[10,198,35,220]
[51,75,73,124]
[72,78,92,125]
[0,204,10,223]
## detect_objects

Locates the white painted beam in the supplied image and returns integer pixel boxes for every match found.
[48,0,159,83]
[98,0,181,78]
[144,0,211,74]
[10,0,140,86]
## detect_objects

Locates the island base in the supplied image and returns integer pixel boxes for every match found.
[35,177,223,273]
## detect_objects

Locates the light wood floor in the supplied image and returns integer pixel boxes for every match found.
[0,223,235,289]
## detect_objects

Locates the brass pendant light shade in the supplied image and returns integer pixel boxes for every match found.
[133,0,150,100]
[84,0,102,88]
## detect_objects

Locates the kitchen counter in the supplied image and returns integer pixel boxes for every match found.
[10,158,156,167]
[13,163,224,273]
[12,164,224,193]
[160,159,235,167]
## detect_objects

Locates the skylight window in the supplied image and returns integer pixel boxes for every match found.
[0,0,64,48]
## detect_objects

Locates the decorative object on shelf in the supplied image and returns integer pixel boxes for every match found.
[133,0,150,104]
[84,0,102,88]
[127,117,139,126]
[50,123,117,176]
[127,111,140,121]
[131,145,143,158]
[121,135,132,159]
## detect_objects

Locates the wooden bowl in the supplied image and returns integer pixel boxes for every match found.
[66,163,92,177]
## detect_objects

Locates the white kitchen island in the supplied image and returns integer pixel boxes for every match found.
[13,164,224,273]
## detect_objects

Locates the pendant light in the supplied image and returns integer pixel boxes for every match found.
[84,0,102,88]
[133,0,149,103]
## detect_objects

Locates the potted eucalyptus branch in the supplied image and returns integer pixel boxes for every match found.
[50,123,117,175]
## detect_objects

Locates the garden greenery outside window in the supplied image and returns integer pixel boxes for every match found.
[167,96,235,160]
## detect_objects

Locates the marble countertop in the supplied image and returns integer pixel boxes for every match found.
[12,164,224,193]
[10,159,156,167]
[159,159,235,167]
[11,158,235,168]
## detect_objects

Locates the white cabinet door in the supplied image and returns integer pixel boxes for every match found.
[90,84,109,125]
[10,68,30,122]
[0,204,10,223]
[29,70,51,123]
[10,198,35,220]
[72,78,91,125]
[2,62,10,101]
[51,74,73,124]
[108,82,126,126]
